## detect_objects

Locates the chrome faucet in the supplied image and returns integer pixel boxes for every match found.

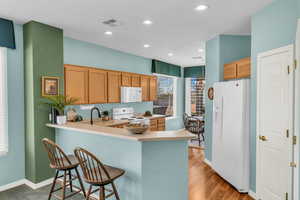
[90,107,101,125]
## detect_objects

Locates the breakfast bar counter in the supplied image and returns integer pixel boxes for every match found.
[47,122,194,200]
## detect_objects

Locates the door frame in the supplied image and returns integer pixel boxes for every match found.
[294,19,300,200]
[256,45,295,199]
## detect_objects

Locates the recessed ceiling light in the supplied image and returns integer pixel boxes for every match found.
[104,31,112,35]
[195,4,209,11]
[144,44,150,48]
[198,48,204,53]
[143,20,153,25]
[168,53,173,57]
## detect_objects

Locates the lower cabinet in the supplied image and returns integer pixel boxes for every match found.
[150,117,166,131]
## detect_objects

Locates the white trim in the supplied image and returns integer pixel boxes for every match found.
[185,78,191,115]
[0,179,26,192]
[204,158,212,167]
[248,190,257,200]
[256,45,294,199]
[24,178,54,190]
[294,18,300,200]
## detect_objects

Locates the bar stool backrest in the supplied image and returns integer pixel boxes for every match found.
[42,138,72,169]
[74,147,112,183]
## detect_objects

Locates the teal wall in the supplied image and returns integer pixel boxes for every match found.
[204,35,251,160]
[64,37,184,131]
[0,24,25,186]
[251,0,298,192]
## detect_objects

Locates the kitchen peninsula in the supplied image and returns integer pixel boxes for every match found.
[47,121,194,200]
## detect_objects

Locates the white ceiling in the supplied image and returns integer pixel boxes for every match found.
[1,0,273,67]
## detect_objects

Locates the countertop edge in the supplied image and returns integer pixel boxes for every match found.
[46,123,195,142]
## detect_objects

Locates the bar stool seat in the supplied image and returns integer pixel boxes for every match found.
[49,155,79,170]
[86,165,125,186]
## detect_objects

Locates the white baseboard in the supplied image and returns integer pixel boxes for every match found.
[204,158,212,167]
[248,190,257,199]
[24,178,53,190]
[0,179,26,192]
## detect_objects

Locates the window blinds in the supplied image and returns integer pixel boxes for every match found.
[0,48,8,155]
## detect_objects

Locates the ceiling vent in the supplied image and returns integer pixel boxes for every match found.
[102,19,122,27]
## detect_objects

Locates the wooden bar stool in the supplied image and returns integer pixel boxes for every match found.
[74,147,125,200]
[42,138,86,200]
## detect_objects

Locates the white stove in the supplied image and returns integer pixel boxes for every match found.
[112,107,150,125]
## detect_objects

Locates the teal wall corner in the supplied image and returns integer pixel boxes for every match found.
[250,0,298,192]
[204,35,251,161]
[0,24,25,186]
[24,21,64,183]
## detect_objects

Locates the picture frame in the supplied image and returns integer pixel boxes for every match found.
[41,76,60,97]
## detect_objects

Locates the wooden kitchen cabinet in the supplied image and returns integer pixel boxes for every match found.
[131,74,141,87]
[89,69,107,104]
[121,72,132,87]
[107,71,121,103]
[223,57,251,80]
[64,65,89,104]
[236,57,251,79]
[224,62,237,80]
[141,75,150,101]
[64,64,158,105]
[150,117,165,131]
[149,76,157,101]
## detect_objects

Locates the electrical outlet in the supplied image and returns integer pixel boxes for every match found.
[80,105,94,110]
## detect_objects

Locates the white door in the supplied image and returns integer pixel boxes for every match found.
[257,45,294,200]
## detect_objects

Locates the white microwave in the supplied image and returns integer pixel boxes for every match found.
[121,87,142,103]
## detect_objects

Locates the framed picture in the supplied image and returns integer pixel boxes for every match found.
[41,76,59,97]
[208,87,214,100]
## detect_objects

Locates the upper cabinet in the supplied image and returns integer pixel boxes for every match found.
[131,74,141,87]
[121,72,132,87]
[149,76,157,101]
[141,75,150,101]
[64,65,89,104]
[89,69,107,104]
[236,58,251,79]
[223,57,251,80]
[107,71,121,103]
[64,64,157,104]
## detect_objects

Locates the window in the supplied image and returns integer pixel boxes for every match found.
[185,78,205,116]
[153,75,177,118]
[0,47,8,156]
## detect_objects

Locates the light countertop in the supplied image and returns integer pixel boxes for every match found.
[46,121,195,142]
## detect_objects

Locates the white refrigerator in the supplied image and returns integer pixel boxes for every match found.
[212,79,250,193]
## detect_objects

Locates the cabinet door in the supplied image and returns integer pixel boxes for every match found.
[150,119,158,131]
[64,65,89,104]
[157,117,165,131]
[149,76,157,101]
[236,57,251,79]
[224,62,237,80]
[89,69,107,104]
[107,71,121,103]
[131,74,141,87]
[141,75,150,101]
[122,72,132,87]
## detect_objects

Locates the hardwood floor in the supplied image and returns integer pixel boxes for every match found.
[189,147,253,200]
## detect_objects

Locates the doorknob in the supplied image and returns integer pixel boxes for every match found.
[259,135,267,141]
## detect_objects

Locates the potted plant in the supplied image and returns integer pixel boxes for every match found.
[42,94,78,125]
[102,110,109,121]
